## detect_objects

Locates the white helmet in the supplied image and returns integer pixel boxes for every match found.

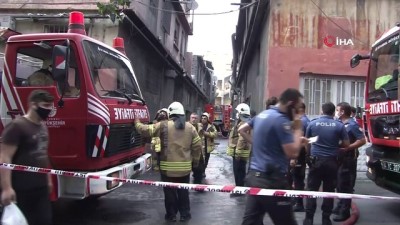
[235,103,250,116]
[168,102,185,116]
[159,108,168,114]
[202,112,210,119]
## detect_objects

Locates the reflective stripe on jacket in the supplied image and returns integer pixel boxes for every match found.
[151,137,161,152]
[136,120,202,177]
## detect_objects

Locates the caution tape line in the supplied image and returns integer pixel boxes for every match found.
[1,163,400,201]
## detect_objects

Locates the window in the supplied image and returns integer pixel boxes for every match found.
[161,1,172,34]
[44,24,68,33]
[300,74,366,118]
[303,77,332,116]
[83,40,143,100]
[149,0,158,15]
[180,30,186,53]
[174,19,180,48]
[351,81,365,107]
[16,43,81,97]
[336,80,346,104]
[43,24,89,35]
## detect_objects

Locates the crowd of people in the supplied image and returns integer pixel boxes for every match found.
[0,87,366,225]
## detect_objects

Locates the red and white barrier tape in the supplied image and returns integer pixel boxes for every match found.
[1,163,400,201]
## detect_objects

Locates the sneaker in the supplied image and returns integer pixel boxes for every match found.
[180,214,191,222]
[293,203,305,212]
[164,214,177,222]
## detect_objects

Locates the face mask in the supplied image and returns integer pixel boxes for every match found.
[36,106,52,120]
[335,111,341,120]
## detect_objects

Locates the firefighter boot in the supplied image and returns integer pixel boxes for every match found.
[303,214,313,225]
[293,198,305,212]
[322,214,332,225]
[333,210,350,222]
[332,203,342,215]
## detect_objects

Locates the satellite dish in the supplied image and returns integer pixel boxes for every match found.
[187,0,198,11]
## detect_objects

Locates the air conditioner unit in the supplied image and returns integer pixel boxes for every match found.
[0,16,15,30]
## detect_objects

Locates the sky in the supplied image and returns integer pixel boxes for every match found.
[187,0,239,79]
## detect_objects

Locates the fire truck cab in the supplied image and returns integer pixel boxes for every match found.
[0,11,152,200]
[350,24,400,194]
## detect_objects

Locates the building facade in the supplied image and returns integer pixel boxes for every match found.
[0,0,214,119]
[232,0,398,117]
[215,75,232,105]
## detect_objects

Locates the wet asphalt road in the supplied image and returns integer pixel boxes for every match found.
[53,138,400,225]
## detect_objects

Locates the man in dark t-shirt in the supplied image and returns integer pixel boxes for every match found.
[1,89,55,225]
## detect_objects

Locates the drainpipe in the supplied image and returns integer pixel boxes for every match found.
[231,33,238,106]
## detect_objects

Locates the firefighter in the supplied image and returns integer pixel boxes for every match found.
[151,108,169,171]
[304,102,350,225]
[189,112,206,185]
[227,103,251,197]
[27,59,54,87]
[332,102,366,222]
[135,102,202,222]
[199,112,217,174]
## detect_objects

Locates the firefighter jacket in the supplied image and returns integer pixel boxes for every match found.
[136,120,202,177]
[191,123,205,159]
[227,121,251,159]
[199,123,217,153]
[151,137,161,152]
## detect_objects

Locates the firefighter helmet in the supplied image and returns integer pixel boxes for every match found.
[202,112,210,119]
[168,102,185,116]
[159,108,168,114]
[235,103,251,116]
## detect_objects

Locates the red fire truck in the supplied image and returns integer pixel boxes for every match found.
[350,24,400,194]
[204,104,232,137]
[0,11,152,201]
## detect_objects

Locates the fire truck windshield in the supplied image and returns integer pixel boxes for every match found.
[83,40,143,102]
[368,35,399,102]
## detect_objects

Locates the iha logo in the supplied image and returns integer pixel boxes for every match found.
[323,35,354,47]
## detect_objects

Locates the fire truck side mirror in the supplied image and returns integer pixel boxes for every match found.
[350,54,361,68]
[52,42,70,95]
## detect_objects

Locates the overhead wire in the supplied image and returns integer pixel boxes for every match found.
[4,0,259,16]
[136,0,259,16]
[309,0,367,46]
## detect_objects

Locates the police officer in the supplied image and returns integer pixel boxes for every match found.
[151,108,169,171]
[227,103,251,197]
[135,102,202,222]
[332,102,366,222]
[303,102,350,225]
[290,102,310,212]
[199,112,217,172]
[239,88,306,225]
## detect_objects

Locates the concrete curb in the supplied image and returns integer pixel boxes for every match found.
[341,202,359,225]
